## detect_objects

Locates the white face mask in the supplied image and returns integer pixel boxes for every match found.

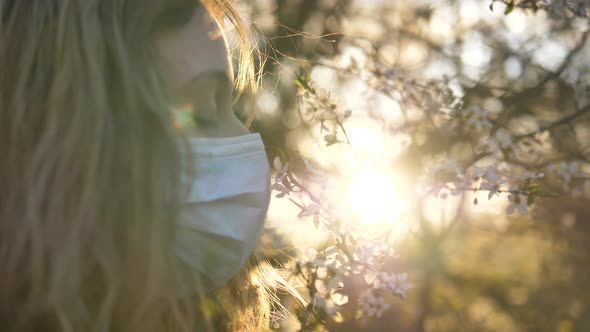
[174,133,271,293]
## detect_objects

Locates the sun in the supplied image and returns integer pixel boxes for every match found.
[347,166,403,225]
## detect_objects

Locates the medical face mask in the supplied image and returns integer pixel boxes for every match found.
[174,133,271,293]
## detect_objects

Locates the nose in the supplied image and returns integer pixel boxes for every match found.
[180,72,250,138]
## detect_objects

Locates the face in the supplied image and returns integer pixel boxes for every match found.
[153,0,250,138]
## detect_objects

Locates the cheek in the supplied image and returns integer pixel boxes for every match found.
[154,13,231,90]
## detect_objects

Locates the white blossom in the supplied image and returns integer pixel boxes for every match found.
[484,128,516,158]
[464,106,494,133]
[548,161,579,190]
[359,290,391,318]
[475,166,508,200]
[388,273,413,299]
[519,171,545,181]
[507,186,528,215]
[492,128,513,150]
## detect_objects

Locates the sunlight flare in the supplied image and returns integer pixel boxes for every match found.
[347,166,402,225]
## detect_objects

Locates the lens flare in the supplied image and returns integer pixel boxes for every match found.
[347,166,402,225]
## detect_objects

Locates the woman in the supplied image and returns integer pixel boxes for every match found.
[0,0,282,331]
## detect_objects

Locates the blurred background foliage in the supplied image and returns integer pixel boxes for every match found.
[230,0,590,331]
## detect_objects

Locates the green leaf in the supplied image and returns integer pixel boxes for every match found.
[525,182,541,191]
[505,1,515,15]
[527,194,535,206]
[295,72,312,91]
[536,190,559,198]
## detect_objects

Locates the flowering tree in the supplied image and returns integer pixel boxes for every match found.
[236,0,589,330]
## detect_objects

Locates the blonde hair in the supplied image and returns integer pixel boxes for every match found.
[0,0,278,331]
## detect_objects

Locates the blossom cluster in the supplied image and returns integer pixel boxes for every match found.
[490,0,590,17]
[265,4,588,324]
[423,161,547,215]
[538,0,590,17]
[273,155,412,322]
[270,56,580,327]
[360,272,412,318]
